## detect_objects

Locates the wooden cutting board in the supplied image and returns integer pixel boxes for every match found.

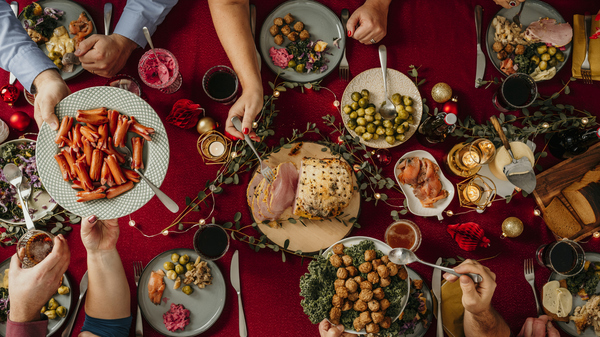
[249,142,360,254]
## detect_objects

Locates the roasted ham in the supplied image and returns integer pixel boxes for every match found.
[268,162,299,216]
[524,18,573,47]
[397,157,448,208]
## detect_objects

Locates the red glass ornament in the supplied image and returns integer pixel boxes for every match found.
[9,111,31,131]
[442,96,459,115]
[1,84,20,106]
[447,222,490,252]
[166,99,204,129]
[374,148,392,166]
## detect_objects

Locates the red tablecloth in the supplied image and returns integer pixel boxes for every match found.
[1,0,600,336]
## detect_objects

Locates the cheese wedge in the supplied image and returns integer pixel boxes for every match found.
[542,280,572,320]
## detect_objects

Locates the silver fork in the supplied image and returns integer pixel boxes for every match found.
[231,116,275,183]
[134,261,143,337]
[339,9,350,81]
[512,0,526,27]
[524,258,542,315]
[581,14,593,84]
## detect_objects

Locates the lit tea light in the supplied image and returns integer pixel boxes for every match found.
[463,185,482,203]
[208,141,225,157]
[594,232,600,239]
[461,151,481,169]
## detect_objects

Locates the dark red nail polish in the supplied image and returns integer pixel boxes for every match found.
[88,215,97,223]
[347,31,352,37]
[243,128,249,135]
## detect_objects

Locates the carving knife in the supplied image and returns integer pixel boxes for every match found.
[231,250,247,337]
[9,1,18,85]
[433,258,443,337]
[474,5,485,88]
[62,271,88,337]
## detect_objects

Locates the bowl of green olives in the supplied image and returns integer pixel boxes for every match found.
[340,68,422,148]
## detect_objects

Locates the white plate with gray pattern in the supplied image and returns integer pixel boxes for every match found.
[36,86,169,220]
[341,68,423,148]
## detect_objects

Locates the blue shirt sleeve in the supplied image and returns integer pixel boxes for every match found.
[0,2,58,92]
[113,0,179,48]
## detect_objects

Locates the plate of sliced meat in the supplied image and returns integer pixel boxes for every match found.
[394,150,454,220]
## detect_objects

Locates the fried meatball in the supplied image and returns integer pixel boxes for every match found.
[353,299,368,312]
[359,262,372,274]
[334,279,345,289]
[332,243,345,255]
[371,311,385,324]
[380,316,392,329]
[281,25,291,36]
[368,300,380,311]
[359,311,372,324]
[492,41,504,52]
[345,279,359,293]
[515,44,526,55]
[497,51,508,61]
[377,265,389,278]
[330,307,341,325]
[337,267,348,279]
[284,13,294,24]
[274,17,284,26]
[359,289,373,302]
[397,266,408,280]
[380,298,391,311]
[367,271,380,284]
[413,279,423,290]
[381,255,390,264]
[332,294,343,308]
[342,255,353,266]
[504,44,515,54]
[342,300,353,311]
[335,286,349,299]
[346,266,358,277]
[287,32,299,42]
[387,262,398,276]
[380,277,391,287]
[373,287,385,300]
[269,25,279,36]
[353,317,366,332]
[299,29,310,41]
[274,34,284,46]
[293,21,304,32]
[348,292,359,302]
[354,276,364,284]
[364,250,376,262]
[372,259,383,269]
[360,281,372,290]
[366,323,380,334]
[330,255,343,268]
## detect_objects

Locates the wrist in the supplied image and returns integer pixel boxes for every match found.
[112,34,138,54]
[10,306,41,323]
[31,69,62,94]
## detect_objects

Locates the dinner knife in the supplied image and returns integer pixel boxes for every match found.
[249,4,261,71]
[231,250,247,337]
[433,258,443,337]
[474,5,485,88]
[104,3,113,36]
[8,1,18,85]
[62,271,88,337]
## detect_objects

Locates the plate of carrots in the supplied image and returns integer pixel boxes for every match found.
[37,86,169,219]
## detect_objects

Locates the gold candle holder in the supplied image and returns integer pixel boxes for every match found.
[197,130,232,165]
[446,138,496,177]
[457,175,497,211]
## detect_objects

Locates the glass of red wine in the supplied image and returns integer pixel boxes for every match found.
[193,224,230,261]
[202,65,239,105]
[536,239,585,276]
[16,230,55,268]
[492,73,538,112]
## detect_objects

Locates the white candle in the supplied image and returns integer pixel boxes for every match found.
[208,141,225,157]
[464,185,481,203]
[461,151,480,169]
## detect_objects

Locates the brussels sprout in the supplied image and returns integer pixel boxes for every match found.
[362,132,373,141]
[175,264,185,275]
[548,58,558,68]
[536,45,547,55]
[356,117,367,126]
[395,104,405,114]
[288,60,297,68]
[347,120,357,130]
[295,64,305,73]
[167,270,178,280]
[171,253,180,263]
[44,310,57,320]
[56,306,67,318]
[539,60,548,71]
[351,102,359,110]
[41,306,47,314]
[366,123,376,134]
[397,125,407,134]
[376,126,386,135]
[57,285,70,295]
[365,107,376,115]
[403,96,413,106]
[48,298,59,310]
[343,105,352,114]
[397,110,409,120]
[395,134,406,141]
[182,285,193,295]
[555,50,564,62]
[385,127,395,136]
[372,134,379,140]
[382,120,393,128]
[385,136,396,145]
[360,89,370,99]
[547,47,557,56]
[530,55,540,65]
[179,255,190,265]
[354,126,366,135]
[541,53,551,62]
[405,106,414,114]
[351,92,362,102]
[349,111,358,120]
[356,108,365,117]
[391,93,401,105]
[394,116,403,125]
[364,115,374,123]
[358,98,368,108]
[407,116,414,124]
[164,262,175,271]
[368,103,377,109]
[374,113,382,121]
[186,263,195,271]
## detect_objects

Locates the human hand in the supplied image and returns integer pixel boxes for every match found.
[80,215,120,252]
[75,34,137,78]
[225,86,263,141]
[346,0,390,44]
[32,69,71,130]
[8,234,70,322]
[443,259,496,316]
[492,0,526,9]
[517,315,560,337]
[319,319,353,337]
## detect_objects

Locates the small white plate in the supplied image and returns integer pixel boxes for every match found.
[394,150,454,220]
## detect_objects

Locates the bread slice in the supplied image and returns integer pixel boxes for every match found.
[544,197,582,238]
[563,180,600,225]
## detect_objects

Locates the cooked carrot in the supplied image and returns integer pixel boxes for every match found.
[55,116,73,144]
[54,154,71,181]
[74,161,93,191]
[89,149,104,181]
[82,138,93,166]
[131,137,144,170]
[102,137,125,163]
[129,116,154,141]
[122,168,140,183]
[114,115,131,148]
[105,154,127,185]
[106,181,134,199]
[108,110,119,136]
[76,112,109,125]
[100,161,115,187]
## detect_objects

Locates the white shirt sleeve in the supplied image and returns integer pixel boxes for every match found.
[113,0,179,48]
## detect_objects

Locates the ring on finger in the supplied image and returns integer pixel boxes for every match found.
[370,38,377,44]
[509,1,517,6]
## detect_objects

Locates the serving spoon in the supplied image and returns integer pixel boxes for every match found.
[378,45,397,120]
[142,26,170,84]
[2,164,35,230]
[388,248,483,283]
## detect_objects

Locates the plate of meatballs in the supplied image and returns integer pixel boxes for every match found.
[321,237,410,335]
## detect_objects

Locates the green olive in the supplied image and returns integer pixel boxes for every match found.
[186,262,195,271]
[351,92,362,102]
[366,123,376,134]
[57,285,70,295]
[343,105,352,114]
[358,98,369,108]
[539,60,548,71]
[391,93,401,105]
[365,107,376,115]
[537,45,548,55]
[403,96,413,106]
[182,285,194,295]
[530,55,540,65]
[555,51,564,62]
[376,126,386,135]
[356,108,365,117]
[171,253,180,263]
[382,120,393,128]
[288,60,297,68]
[360,89,370,99]
[356,117,367,126]
[349,111,358,120]
[547,47,557,56]
[45,310,57,320]
[295,64,305,73]
[405,106,414,114]
[179,255,190,265]
[48,298,59,310]
[354,126,366,135]
[347,120,357,130]
[385,136,396,145]
[167,270,178,280]
[351,102,359,110]
[56,306,67,318]
[395,134,406,141]
[541,53,551,62]
[364,115,374,123]
[164,262,175,271]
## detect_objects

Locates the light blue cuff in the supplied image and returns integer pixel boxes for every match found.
[8,45,57,92]
[113,10,154,48]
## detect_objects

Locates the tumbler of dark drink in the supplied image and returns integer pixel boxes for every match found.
[536,239,585,276]
[202,65,239,105]
[193,224,230,261]
[492,73,538,112]
[16,230,55,268]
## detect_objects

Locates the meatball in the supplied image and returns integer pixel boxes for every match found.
[284,13,294,24]
[269,25,279,36]
[497,51,508,61]
[373,287,385,300]
[330,307,341,325]
[515,44,526,55]
[380,277,391,287]
[372,259,383,269]
[366,323,380,334]
[367,271,380,284]
[334,279,345,289]
[330,255,343,268]
[364,250,376,262]
[348,292,359,302]
[273,17,284,26]
[335,286,349,299]
[287,32,299,42]
[353,317,366,332]
[342,255,353,266]
[380,298,391,311]
[359,262,372,274]
[381,255,390,264]
[397,266,408,280]
[346,266,358,277]
[332,294,343,308]
[504,44,515,54]
[380,316,391,329]
[281,25,291,36]
[293,21,304,32]
[359,311,372,324]
[377,265,389,278]
[345,279,359,293]
[299,29,310,41]
[354,276,364,284]
[342,300,353,311]
[274,34,284,46]
[413,279,423,290]
[337,267,348,279]
[353,299,368,312]
[371,311,384,324]
[332,243,344,255]
[387,262,398,276]
[492,41,504,52]
[359,289,373,302]
[360,281,372,290]
[368,300,380,311]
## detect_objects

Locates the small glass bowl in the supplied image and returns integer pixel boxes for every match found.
[138,48,182,94]
[106,74,142,97]
[17,230,55,268]
[384,220,422,252]
[193,224,230,261]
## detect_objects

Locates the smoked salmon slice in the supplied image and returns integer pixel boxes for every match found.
[148,269,166,305]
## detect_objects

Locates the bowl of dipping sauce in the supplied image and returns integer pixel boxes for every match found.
[193,224,230,261]
[384,220,422,252]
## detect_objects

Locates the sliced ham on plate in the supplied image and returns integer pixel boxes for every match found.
[268,162,299,216]
[524,18,573,47]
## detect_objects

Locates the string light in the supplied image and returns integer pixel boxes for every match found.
[252,122,258,129]
[541,122,550,129]
[374,193,381,200]
[162,230,169,236]
[333,100,340,107]
[594,232,600,239]
[128,219,136,227]
[582,117,589,125]
[446,210,454,217]
[273,90,280,97]
[533,209,541,216]
[199,219,206,226]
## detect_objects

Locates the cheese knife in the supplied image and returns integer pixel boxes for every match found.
[474,5,485,88]
[62,271,88,337]
[8,1,18,85]
[104,3,113,35]
[433,258,443,337]
[231,250,247,337]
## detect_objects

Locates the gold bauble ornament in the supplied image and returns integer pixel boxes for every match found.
[196,116,217,134]
[501,217,524,238]
[431,83,453,103]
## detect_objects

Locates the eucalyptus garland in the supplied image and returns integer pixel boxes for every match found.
[0,209,80,246]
